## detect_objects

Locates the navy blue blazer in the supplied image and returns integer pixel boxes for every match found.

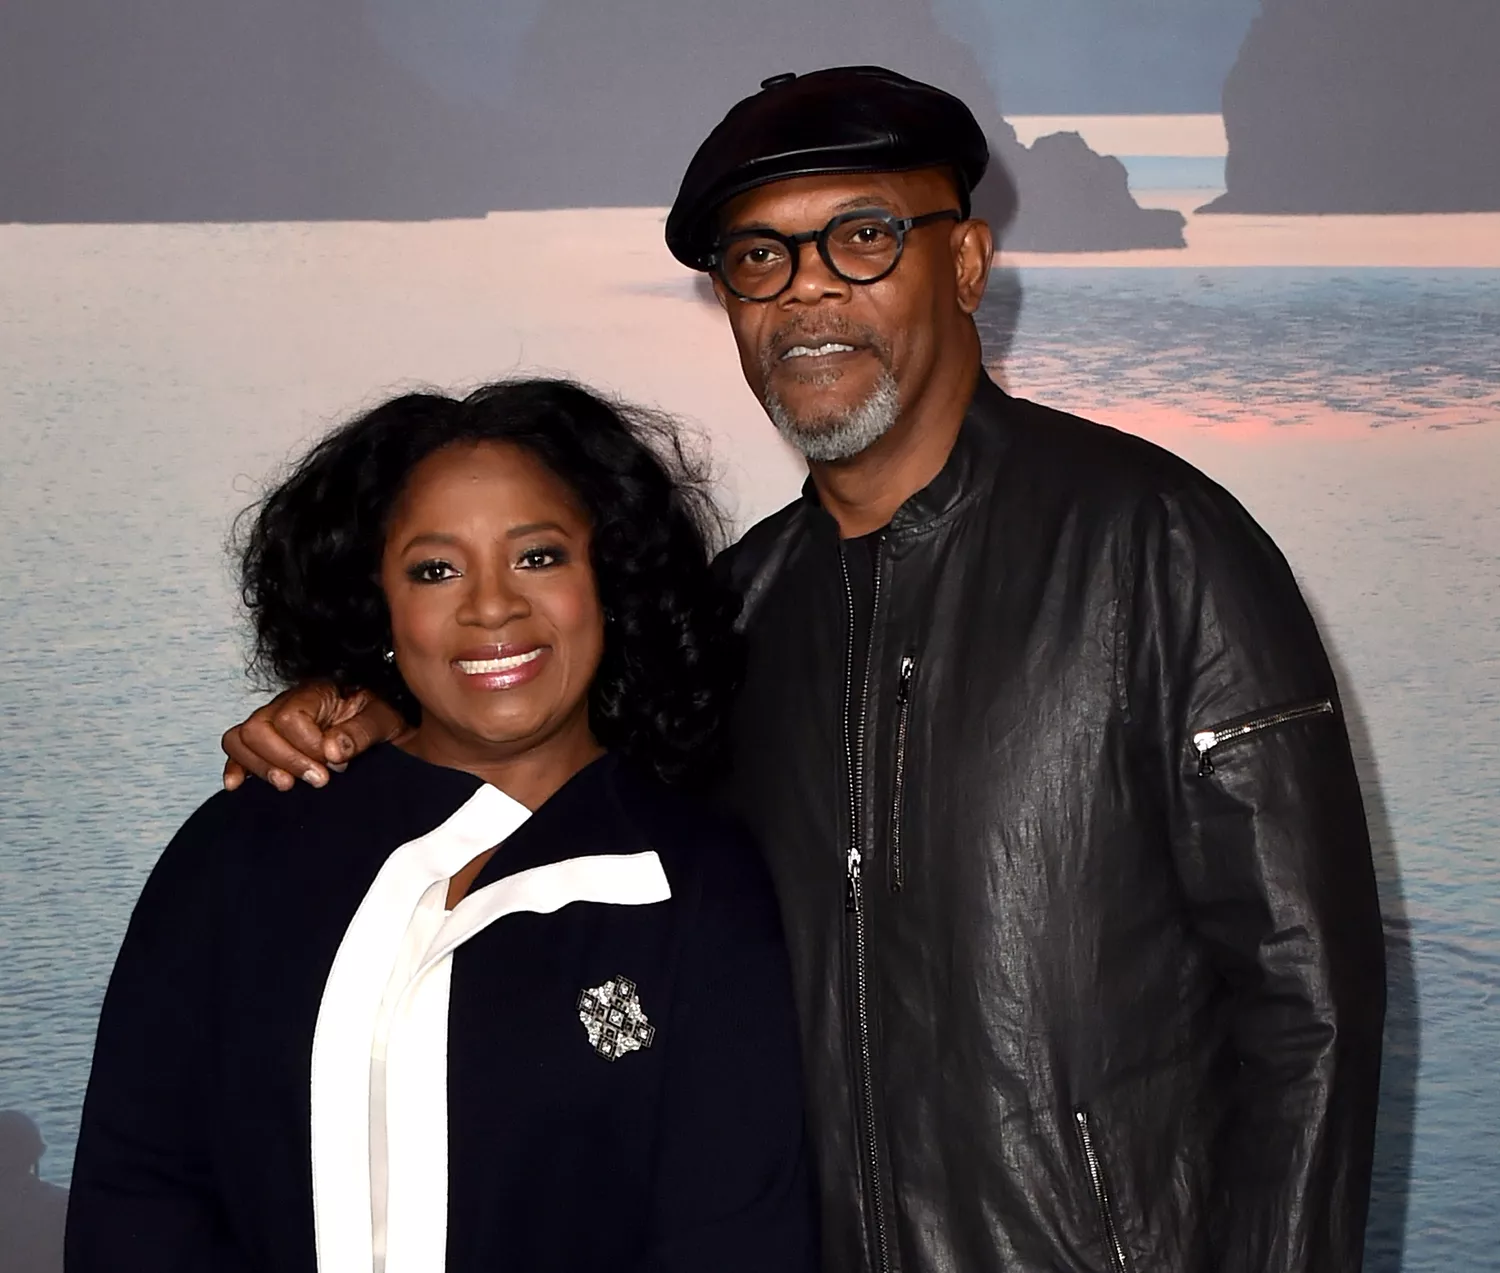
[66,747,817,1272]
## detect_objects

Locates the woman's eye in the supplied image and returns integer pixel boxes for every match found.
[407,558,458,583]
[517,545,566,569]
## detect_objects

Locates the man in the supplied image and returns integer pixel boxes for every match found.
[221,68,1385,1272]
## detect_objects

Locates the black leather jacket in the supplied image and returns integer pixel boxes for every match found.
[717,374,1385,1273]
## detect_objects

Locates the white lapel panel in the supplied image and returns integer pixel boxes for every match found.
[418,850,673,976]
[309,778,671,1273]
[310,782,530,1273]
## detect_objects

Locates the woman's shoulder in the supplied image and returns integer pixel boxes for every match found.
[182,746,413,837]
[119,747,487,960]
[153,744,483,886]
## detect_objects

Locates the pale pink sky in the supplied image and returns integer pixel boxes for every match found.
[3,209,1493,531]
[1009,114,1227,156]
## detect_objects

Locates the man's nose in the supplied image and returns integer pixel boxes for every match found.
[782,238,850,305]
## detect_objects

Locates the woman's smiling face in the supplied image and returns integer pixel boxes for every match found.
[379,440,605,775]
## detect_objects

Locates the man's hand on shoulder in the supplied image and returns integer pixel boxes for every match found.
[220,683,406,792]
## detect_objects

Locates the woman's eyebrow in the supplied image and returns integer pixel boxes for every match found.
[398,522,572,554]
[398,531,462,553]
[507,520,568,539]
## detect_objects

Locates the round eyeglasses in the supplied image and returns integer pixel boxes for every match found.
[710,207,963,302]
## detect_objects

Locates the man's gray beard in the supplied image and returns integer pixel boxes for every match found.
[763,367,902,463]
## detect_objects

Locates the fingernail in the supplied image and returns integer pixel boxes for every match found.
[269,769,292,791]
[302,767,328,788]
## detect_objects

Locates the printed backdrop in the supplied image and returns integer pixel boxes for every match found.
[1,3,1496,1270]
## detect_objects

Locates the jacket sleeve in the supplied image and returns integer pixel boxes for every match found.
[632,826,819,1273]
[65,796,245,1272]
[1147,480,1386,1273]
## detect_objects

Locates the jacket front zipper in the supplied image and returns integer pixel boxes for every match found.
[1193,697,1334,777]
[1073,1109,1129,1273]
[890,654,915,892]
[839,545,892,1273]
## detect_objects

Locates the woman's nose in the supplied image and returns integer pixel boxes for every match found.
[457,564,528,627]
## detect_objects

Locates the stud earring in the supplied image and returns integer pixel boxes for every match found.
[382,648,395,664]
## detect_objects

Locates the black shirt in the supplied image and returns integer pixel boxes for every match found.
[840,528,886,754]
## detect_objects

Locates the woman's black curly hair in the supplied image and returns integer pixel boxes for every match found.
[238,378,742,783]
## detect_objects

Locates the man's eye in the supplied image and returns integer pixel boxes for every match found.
[407,559,458,583]
[841,222,896,249]
[518,545,567,569]
[734,242,783,270]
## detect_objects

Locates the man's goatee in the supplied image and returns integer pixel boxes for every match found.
[764,369,901,463]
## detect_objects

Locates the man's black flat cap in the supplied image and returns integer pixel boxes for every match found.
[665,65,989,270]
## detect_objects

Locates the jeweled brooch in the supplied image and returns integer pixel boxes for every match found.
[577,975,656,1061]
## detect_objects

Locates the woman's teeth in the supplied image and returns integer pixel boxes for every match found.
[456,649,543,673]
[782,342,856,360]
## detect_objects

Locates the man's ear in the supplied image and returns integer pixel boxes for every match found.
[953,218,995,315]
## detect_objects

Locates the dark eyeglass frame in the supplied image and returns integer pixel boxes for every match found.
[709,207,963,302]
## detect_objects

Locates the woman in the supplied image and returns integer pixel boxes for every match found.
[66,380,817,1272]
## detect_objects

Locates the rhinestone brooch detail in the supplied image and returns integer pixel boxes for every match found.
[577,975,656,1061]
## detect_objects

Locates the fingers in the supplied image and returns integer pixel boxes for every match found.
[222,720,314,791]
[219,684,405,792]
[219,684,343,790]
[322,694,407,766]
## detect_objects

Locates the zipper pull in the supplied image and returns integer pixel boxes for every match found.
[846,846,863,912]
[1192,730,1217,777]
[897,654,915,702]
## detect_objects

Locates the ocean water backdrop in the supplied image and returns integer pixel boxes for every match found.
[0,217,1496,1270]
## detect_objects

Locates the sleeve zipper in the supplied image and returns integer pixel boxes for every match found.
[1192,697,1335,777]
[890,654,915,892]
[1073,1108,1130,1273]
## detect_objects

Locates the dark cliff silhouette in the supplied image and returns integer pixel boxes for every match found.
[988,127,1186,250]
[0,1111,67,1273]
[0,0,1183,251]
[471,0,1185,249]
[1202,0,1500,213]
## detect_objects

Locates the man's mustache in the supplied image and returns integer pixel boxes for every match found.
[761,320,891,368]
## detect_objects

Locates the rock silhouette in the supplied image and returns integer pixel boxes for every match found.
[0,0,1183,251]
[0,1111,67,1273]
[469,0,1185,249]
[1203,0,1500,213]
[987,126,1186,251]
